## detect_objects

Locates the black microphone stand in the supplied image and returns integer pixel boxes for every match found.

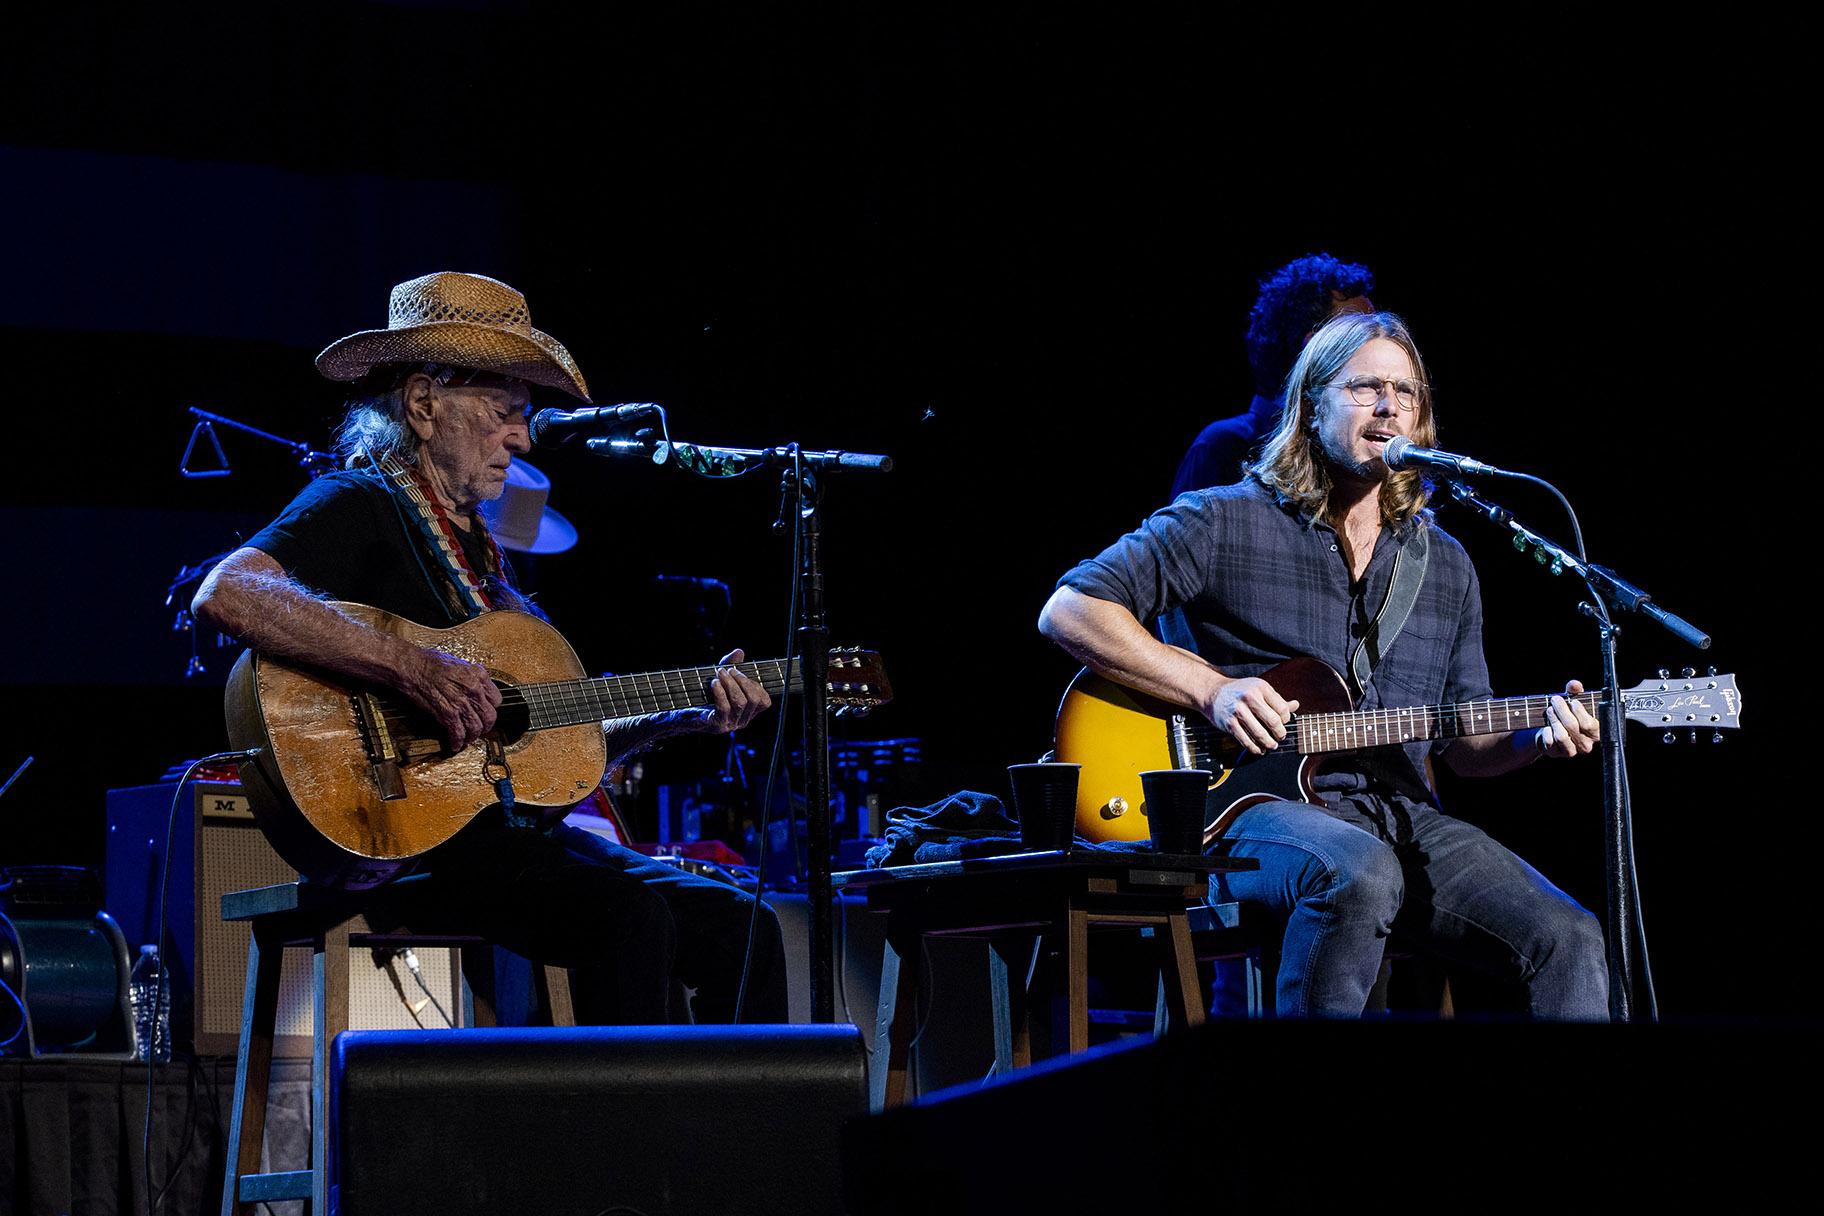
[579,428,891,1024]
[1442,478,1712,1023]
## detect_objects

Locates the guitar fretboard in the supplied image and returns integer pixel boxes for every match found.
[507,659,804,730]
[1182,690,1605,758]
[1290,690,1603,754]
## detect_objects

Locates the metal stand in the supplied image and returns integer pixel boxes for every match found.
[789,469,837,1024]
[1445,479,1713,1022]
[579,425,892,1023]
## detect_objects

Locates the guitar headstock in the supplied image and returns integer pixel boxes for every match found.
[828,648,892,717]
[1619,669,1742,736]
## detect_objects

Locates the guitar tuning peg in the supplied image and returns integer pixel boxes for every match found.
[1706,665,1717,677]
[1549,559,1564,576]
[1657,669,1670,680]
[1687,729,1698,744]
[1662,731,1675,744]
[1711,731,1724,744]
[834,705,852,719]
[1680,666,1696,679]
[172,609,193,633]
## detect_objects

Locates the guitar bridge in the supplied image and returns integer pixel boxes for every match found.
[353,692,408,801]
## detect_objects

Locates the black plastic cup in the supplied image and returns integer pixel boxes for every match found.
[1139,768,1212,855]
[1007,763,1081,852]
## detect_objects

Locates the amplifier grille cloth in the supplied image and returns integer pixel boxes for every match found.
[198,805,461,1053]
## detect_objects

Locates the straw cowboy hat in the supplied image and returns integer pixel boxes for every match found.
[478,458,579,554]
[315,271,592,402]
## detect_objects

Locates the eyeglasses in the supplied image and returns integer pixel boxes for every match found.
[1327,375,1428,411]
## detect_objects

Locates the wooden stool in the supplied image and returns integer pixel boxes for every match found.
[835,850,1253,1111]
[218,879,576,1215]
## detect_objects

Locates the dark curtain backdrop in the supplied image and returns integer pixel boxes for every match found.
[1,6,1799,1017]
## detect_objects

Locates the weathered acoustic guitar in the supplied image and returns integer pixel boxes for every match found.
[1053,659,1742,846]
[226,603,891,888]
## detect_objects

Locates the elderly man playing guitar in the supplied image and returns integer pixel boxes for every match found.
[194,271,787,1025]
[1041,311,1608,1020]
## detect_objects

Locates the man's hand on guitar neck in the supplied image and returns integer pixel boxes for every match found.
[1536,678,1600,760]
[599,649,774,763]
[1441,677,1601,777]
[697,649,772,735]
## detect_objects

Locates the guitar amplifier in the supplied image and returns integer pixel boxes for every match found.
[104,779,461,1057]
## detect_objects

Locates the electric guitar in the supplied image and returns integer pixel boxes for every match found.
[1052,659,1742,846]
[226,603,892,888]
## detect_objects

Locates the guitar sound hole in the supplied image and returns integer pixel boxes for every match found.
[493,682,530,745]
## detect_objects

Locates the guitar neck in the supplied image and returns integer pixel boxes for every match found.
[1288,690,1605,755]
[516,659,803,730]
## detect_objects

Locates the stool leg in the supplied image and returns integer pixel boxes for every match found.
[460,944,498,1028]
[1064,906,1090,1055]
[222,924,282,1216]
[313,919,352,1214]
[1154,911,1205,1033]
[538,965,576,1027]
[988,933,1036,1075]
[869,924,919,1112]
[1246,948,1266,1018]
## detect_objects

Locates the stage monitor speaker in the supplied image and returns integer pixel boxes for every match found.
[332,1023,868,1216]
[842,1019,1815,1212]
[104,780,459,1056]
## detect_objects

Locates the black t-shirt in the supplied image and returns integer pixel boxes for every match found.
[244,468,508,627]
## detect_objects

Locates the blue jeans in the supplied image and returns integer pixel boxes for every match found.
[419,810,789,1025]
[1210,797,1607,1020]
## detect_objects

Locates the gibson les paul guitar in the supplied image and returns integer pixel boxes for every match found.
[226,603,891,888]
[1053,659,1742,846]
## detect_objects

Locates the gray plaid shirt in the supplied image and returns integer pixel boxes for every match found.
[1058,478,1493,804]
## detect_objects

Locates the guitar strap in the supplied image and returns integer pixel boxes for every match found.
[1348,523,1431,698]
[376,455,512,622]
[376,456,536,823]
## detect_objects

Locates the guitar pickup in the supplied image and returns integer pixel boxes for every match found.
[353,691,409,801]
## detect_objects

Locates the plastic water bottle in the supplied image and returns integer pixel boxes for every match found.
[129,943,171,1063]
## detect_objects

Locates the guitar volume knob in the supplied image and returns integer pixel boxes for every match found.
[1102,796,1128,819]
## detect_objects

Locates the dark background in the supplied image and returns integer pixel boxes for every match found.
[1,6,1798,1017]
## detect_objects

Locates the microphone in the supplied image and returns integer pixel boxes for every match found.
[1382,435,1508,478]
[528,403,663,447]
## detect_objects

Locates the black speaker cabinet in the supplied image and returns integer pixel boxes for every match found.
[332,1023,868,1215]
[842,1019,1816,1212]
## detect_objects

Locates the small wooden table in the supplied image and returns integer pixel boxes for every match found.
[835,849,1254,1110]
